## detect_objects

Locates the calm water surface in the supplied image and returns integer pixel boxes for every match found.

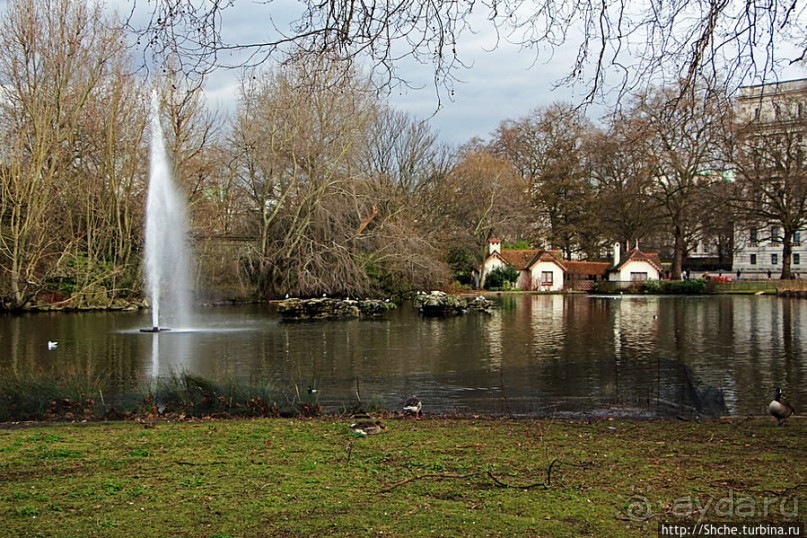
[1,295,804,417]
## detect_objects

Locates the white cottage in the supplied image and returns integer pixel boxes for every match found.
[607,243,662,282]
[481,239,566,291]
[521,250,566,291]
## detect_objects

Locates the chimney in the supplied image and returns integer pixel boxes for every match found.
[489,238,502,255]
[613,242,621,266]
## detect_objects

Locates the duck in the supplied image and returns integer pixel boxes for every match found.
[47,341,58,350]
[403,395,422,418]
[769,387,795,425]
[349,420,387,435]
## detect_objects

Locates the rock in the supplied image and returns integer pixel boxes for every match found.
[413,293,494,317]
[276,297,396,321]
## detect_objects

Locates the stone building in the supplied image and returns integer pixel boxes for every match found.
[732,78,807,279]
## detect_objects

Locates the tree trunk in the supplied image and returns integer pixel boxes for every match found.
[780,230,793,280]
[671,224,685,279]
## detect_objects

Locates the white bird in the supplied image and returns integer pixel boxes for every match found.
[403,395,422,419]
[349,421,386,435]
[47,341,58,350]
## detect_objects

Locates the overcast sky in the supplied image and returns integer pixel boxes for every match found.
[107,0,633,146]
[105,1,807,146]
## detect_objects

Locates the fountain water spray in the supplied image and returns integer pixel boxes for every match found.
[141,91,193,332]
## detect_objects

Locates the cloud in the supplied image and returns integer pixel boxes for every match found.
[106,1,807,147]
[107,0,594,145]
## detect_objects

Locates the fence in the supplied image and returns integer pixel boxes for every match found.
[715,279,807,293]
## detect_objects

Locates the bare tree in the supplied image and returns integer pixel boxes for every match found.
[624,82,733,279]
[129,1,806,106]
[492,103,600,259]
[231,56,421,297]
[360,106,452,205]
[0,0,139,309]
[587,125,662,251]
[423,144,530,284]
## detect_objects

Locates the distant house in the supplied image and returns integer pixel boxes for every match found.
[520,249,567,291]
[606,243,662,283]
[481,239,663,290]
[565,260,612,291]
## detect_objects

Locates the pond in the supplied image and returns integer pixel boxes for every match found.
[1,294,804,417]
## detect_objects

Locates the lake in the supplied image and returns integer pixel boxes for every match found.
[1,294,803,418]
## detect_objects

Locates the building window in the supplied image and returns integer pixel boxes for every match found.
[771,226,780,242]
[750,228,757,244]
[795,254,801,265]
[772,253,778,265]
[795,231,801,246]
[541,271,553,285]
[630,272,648,282]
[750,254,757,265]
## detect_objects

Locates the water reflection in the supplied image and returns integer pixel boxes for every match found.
[0,296,804,417]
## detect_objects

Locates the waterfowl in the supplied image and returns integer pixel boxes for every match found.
[403,395,422,418]
[47,341,58,350]
[349,420,386,435]
[769,387,795,425]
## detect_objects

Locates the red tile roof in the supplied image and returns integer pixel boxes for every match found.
[526,249,567,270]
[494,249,539,269]
[487,248,663,277]
[616,249,663,272]
[566,261,611,277]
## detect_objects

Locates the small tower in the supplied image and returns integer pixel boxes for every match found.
[488,238,502,255]
[613,242,621,266]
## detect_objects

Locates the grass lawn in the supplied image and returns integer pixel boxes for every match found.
[0,416,803,537]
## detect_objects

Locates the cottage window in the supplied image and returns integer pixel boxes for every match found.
[750,228,757,244]
[541,271,553,285]
[772,253,778,265]
[750,254,757,265]
[794,254,801,265]
[630,272,648,282]
[795,231,801,245]
[771,226,780,242]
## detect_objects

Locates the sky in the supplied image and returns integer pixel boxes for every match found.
[107,0,626,146]
[108,0,807,148]
[72,1,807,146]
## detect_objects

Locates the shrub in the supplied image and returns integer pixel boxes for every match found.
[484,265,520,290]
[642,278,709,295]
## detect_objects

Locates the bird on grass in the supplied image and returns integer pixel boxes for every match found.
[403,395,422,419]
[349,420,387,435]
[47,341,58,350]
[769,387,795,425]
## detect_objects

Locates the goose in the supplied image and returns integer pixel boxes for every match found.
[769,387,795,425]
[403,395,422,418]
[349,420,386,435]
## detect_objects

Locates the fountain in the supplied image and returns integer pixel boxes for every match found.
[141,91,193,332]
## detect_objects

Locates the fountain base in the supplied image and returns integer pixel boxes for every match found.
[139,327,172,333]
